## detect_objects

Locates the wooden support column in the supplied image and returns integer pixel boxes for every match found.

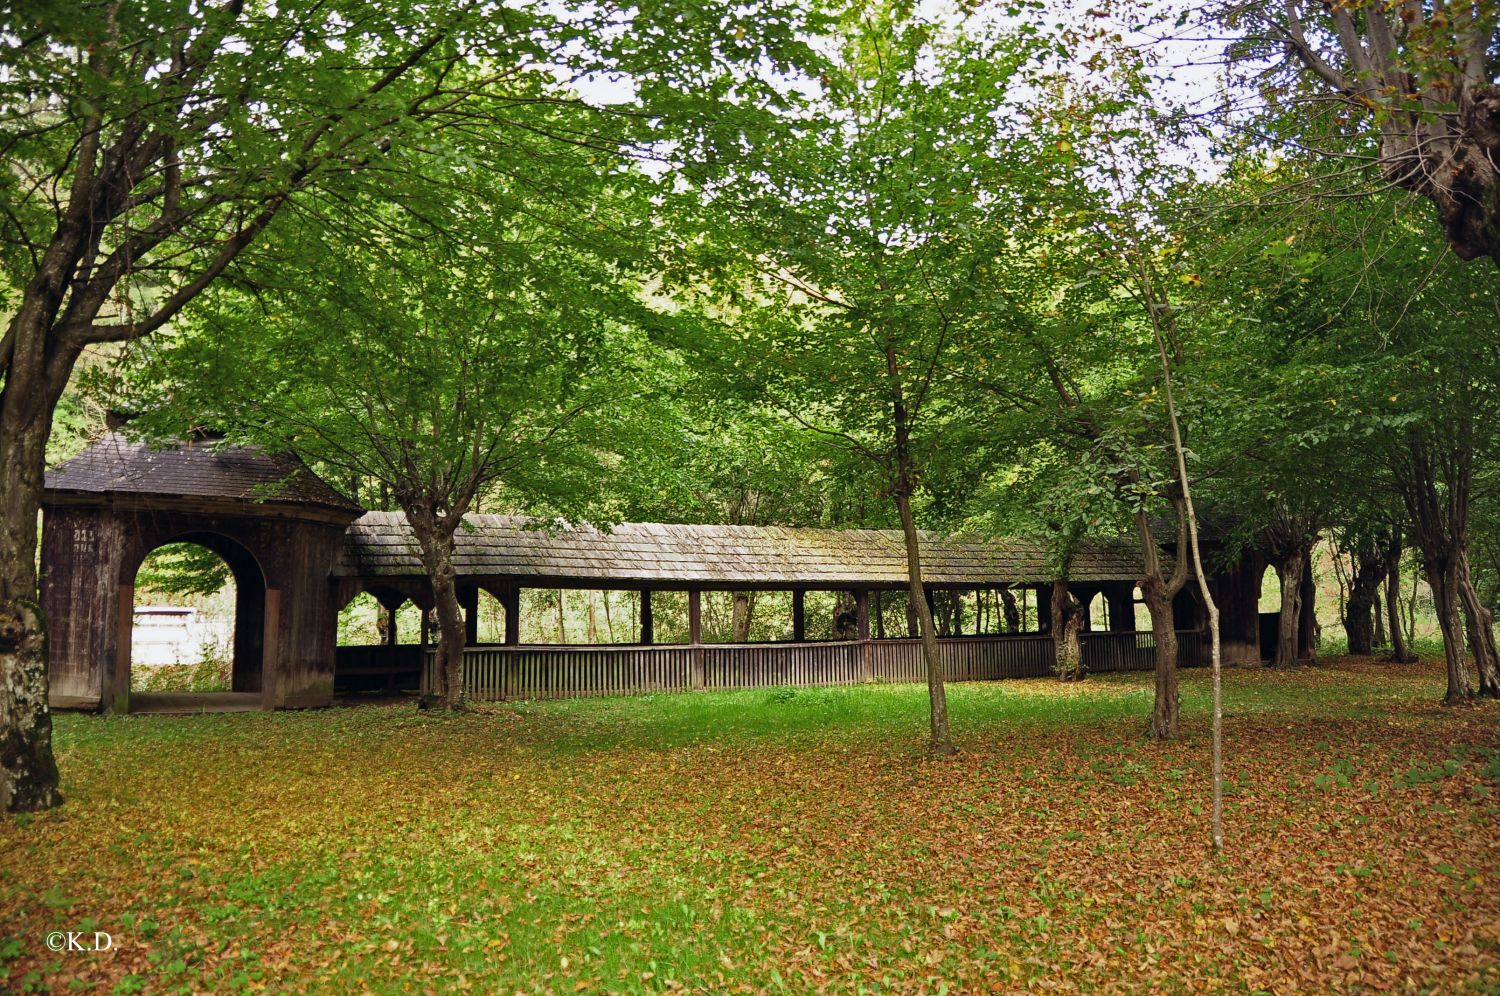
[418,604,429,697]
[112,584,134,715]
[640,590,654,645]
[855,590,872,682]
[460,586,479,644]
[384,604,398,646]
[688,589,704,689]
[792,590,806,642]
[262,588,281,709]
[501,587,520,646]
[1106,586,1135,632]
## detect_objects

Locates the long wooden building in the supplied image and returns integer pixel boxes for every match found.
[40,435,1308,713]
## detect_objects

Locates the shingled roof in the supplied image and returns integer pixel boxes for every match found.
[44,433,362,515]
[337,511,1147,588]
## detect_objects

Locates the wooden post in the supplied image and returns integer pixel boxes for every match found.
[460,586,479,644]
[384,603,398,646]
[262,588,281,709]
[688,589,704,689]
[855,590,872,681]
[419,605,430,695]
[500,588,520,646]
[640,589,654,645]
[873,590,885,640]
[112,584,133,715]
[792,590,806,642]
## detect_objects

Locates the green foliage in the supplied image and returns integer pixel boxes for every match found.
[134,544,231,600]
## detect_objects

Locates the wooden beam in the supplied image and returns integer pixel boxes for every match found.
[640,589,654,645]
[112,584,133,715]
[792,590,806,642]
[460,586,479,644]
[855,590,872,682]
[502,587,520,646]
[688,590,704,689]
[384,604,398,646]
[262,588,281,709]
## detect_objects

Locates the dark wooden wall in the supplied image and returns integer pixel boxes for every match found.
[41,503,350,711]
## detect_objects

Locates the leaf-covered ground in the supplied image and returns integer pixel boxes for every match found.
[2,657,1497,993]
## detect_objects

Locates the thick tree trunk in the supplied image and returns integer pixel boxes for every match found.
[0,331,66,811]
[895,489,954,755]
[1051,580,1085,681]
[1133,508,1183,741]
[407,513,467,709]
[730,592,755,642]
[832,591,859,641]
[1385,540,1416,663]
[1274,548,1307,666]
[1342,543,1385,656]
[1000,588,1020,633]
[1425,558,1473,704]
[1140,574,1179,738]
[1457,553,1500,697]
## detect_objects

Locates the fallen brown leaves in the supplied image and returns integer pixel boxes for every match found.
[0,657,1496,993]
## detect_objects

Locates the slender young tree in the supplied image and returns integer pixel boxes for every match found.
[666,5,1062,753]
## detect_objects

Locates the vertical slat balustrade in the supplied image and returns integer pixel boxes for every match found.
[425,630,1207,702]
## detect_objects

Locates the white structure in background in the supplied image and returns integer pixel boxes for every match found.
[132,606,232,667]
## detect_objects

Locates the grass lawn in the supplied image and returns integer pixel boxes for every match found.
[2,657,1498,993]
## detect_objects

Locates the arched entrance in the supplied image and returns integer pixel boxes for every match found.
[127,534,268,708]
[41,433,363,712]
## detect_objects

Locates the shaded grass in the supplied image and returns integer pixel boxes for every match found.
[2,657,1498,993]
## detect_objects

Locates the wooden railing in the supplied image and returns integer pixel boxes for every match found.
[387,629,1209,703]
[334,644,424,692]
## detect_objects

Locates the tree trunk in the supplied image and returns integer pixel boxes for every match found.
[1424,557,1473,703]
[731,592,755,642]
[1274,548,1307,666]
[1051,580,1085,681]
[407,513,467,709]
[1133,508,1183,741]
[832,591,858,641]
[0,351,65,812]
[1457,552,1500,697]
[1385,546,1414,662]
[1139,572,1180,738]
[895,489,954,755]
[1342,542,1385,656]
[1372,591,1386,648]
[1000,588,1021,632]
